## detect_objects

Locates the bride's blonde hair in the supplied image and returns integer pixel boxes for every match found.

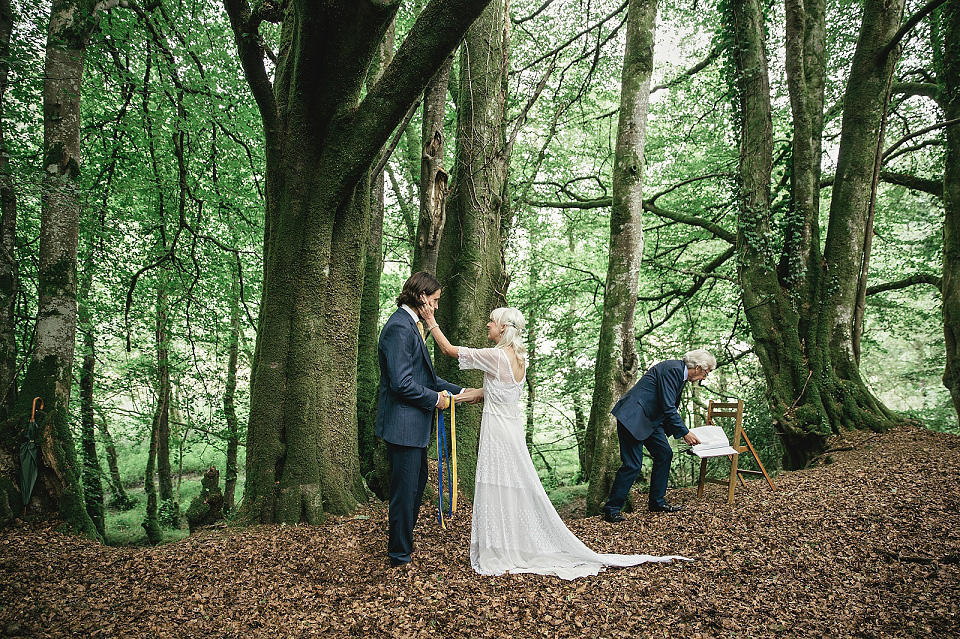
[491,307,526,358]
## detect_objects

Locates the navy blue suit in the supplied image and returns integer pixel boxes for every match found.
[376,307,461,565]
[603,360,689,513]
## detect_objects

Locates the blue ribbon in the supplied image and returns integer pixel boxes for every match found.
[436,397,454,527]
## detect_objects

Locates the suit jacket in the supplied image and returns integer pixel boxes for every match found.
[611,359,689,441]
[375,307,462,448]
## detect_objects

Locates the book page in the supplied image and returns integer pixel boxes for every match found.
[687,426,739,458]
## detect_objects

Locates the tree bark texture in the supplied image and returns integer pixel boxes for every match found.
[435,0,511,501]
[585,0,657,515]
[225,0,495,523]
[413,54,454,275]
[941,0,960,417]
[12,0,99,538]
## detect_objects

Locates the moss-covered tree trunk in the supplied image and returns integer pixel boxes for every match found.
[11,0,99,538]
[813,0,903,435]
[584,0,657,515]
[97,419,132,510]
[223,268,241,513]
[225,0,494,524]
[0,0,16,425]
[142,414,161,544]
[732,0,904,470]
[154,274,177,526]
[940,0,960,417]
[358,23,393,501]
[435,0,510,500]
[78,258,104,538]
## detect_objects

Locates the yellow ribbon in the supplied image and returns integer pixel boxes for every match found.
[436,391,457,528]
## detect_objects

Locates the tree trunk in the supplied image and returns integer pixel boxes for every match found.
[585,0,657,515]
[818,0,903,420]
[358,21,393,501]
[13,0,99,538]
[225,0,495,524]
[939,0,960,417]
[413,54,454,275]
[78,261,104,538]
[0,0,17,424]
[435,0,510,500]
[153,274,178,526]
[222,268,241,513]
[142,416,161,544]
[732,0,904,470]
[97,419,133,510]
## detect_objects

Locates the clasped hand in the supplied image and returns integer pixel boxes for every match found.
[455,388,484,404]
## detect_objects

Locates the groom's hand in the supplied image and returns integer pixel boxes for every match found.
[438,392,451,410]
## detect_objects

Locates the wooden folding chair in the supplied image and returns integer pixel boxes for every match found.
[695,400,775,504]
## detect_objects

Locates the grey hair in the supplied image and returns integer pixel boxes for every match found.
[490,307,527,358]
[683,349,717,371]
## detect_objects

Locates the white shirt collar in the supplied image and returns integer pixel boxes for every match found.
[683,365,689,381]
[401,304,419,323]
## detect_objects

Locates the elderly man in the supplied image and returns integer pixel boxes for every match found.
[602,349,717,520]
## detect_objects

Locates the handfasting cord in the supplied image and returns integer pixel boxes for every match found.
[436,391,457,528]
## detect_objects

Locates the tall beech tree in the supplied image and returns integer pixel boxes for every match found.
[940,0,960,416]
[435,0,510,499]
[584,0,657,515]
[0,0,16,424]
[12,0,103,537]
[224,0,494,523]
[730,0,906,469]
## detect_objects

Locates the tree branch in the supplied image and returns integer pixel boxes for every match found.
[867,273,941,295]
[878,0,948,62]
[222,0,279,140]
[651,46,721,94]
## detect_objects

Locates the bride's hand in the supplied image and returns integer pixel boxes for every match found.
[455,388,484,404]
[418,294,436,323]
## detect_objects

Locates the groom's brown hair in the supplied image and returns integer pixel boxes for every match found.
[396,271,442,309]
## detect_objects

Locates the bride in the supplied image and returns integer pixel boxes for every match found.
[418,302,689,580]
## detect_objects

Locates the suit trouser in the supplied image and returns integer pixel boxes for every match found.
[386,442,428,565]
[603,421,674,513]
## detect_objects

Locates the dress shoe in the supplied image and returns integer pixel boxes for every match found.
[648,503,683,513]
[603,510,625,523]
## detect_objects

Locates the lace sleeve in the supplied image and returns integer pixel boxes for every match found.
[458,347,504,379]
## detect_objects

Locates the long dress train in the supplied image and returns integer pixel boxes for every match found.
[459,346,691,580]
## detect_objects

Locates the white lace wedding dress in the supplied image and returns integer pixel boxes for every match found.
[460,346,690,580]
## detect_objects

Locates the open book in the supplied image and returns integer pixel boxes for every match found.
[686,426,739,458]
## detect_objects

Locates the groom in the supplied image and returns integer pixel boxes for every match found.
[602,349,716,521]
[376,271,463,567]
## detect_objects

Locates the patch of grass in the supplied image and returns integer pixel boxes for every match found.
[104,474,245,546]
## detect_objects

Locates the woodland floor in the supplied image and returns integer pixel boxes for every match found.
[1,425,959,638]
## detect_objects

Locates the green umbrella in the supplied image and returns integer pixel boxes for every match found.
[19,397,42,508]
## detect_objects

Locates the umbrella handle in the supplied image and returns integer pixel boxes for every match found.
[30,397,42,421]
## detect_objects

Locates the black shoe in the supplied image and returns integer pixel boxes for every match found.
[603,511,625,523]
[648,503,683,513]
